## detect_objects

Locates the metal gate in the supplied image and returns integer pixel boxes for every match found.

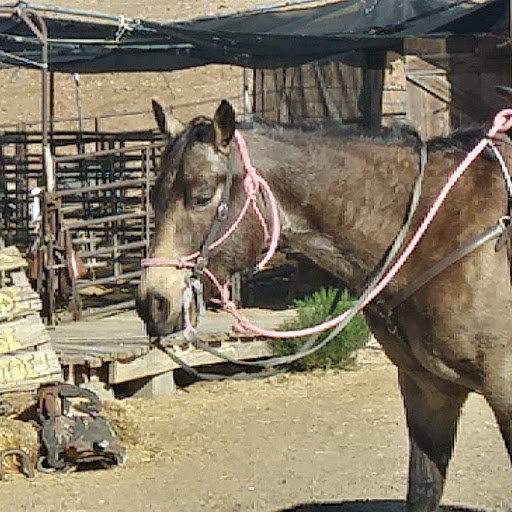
[0,122,164,323]
[51,140,164,321]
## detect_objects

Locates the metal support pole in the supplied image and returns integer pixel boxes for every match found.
[49,71,55,149]
[242,68,252,123]
[17,8,51,175]
[72,73,84,135]
[144,148,151,254]
[16,7,56,323]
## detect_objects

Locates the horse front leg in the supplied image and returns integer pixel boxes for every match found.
[482,359,512,465]
[398,370,468,512]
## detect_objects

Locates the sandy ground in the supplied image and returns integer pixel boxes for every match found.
[1,361,511,512]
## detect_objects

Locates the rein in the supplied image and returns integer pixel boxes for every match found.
[384,220,509,312]
[142,110,512,354]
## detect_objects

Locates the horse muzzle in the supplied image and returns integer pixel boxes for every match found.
[136,290,182,337]
[136,269,203,339]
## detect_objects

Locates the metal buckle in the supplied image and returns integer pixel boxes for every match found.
[217,202,228,221]
[193,256,208,276]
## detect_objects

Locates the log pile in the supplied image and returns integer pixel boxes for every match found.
[0,246,62,393]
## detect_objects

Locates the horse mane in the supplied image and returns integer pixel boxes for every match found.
[239,117,423,147]
[242,119,504,161]
[427,126,501,161]
[156,117,500,201]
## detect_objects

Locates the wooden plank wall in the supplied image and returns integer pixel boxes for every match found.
[402,36,511,139]
[253,59,365,124]
[252,35,511,140]
[0,246,61,393]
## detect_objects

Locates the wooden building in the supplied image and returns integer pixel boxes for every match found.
[252,35,511,139]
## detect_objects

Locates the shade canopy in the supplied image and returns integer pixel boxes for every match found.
[0,0,507,73]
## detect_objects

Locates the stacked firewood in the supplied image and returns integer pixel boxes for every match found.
[0,246,61,393]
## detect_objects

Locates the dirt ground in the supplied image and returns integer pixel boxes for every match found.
[1,361,512,512]
[0,1,511,511]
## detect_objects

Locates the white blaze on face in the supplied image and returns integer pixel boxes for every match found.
[206,144,225,174]
[184,144,226,210]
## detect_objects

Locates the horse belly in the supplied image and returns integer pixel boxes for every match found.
[396,249,512,390]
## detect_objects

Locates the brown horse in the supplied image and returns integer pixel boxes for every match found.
[137,100,512,511]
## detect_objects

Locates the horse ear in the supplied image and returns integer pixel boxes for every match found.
[213,100,235,152]
[152,98,184,137]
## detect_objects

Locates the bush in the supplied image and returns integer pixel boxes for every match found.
[270,287,369,371]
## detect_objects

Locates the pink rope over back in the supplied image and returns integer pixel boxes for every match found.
[218,109,512,339]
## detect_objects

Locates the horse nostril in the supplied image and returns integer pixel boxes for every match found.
[142,290,183,336]
[149,292,169,323]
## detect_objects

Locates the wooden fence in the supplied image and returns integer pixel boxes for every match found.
[252,51,385,127]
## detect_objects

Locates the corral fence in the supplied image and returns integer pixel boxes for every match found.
[0,110,164,324]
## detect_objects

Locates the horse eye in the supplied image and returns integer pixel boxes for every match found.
[190,194,212,210]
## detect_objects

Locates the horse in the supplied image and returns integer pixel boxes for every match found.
[136,99,512,512]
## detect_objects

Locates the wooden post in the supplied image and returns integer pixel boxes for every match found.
[361,50,386,128]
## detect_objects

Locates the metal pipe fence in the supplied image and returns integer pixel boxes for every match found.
[0,122,164,322]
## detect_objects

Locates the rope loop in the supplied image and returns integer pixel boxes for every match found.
[490,108,512,136]
[243,170,260,199]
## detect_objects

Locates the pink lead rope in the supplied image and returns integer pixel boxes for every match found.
[234,129,281,270]
[143,110,512,339]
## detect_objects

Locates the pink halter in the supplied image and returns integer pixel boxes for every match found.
[141,129,280,287]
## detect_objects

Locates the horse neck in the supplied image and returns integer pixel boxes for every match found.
[237,127,421,293]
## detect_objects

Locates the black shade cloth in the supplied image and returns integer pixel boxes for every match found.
[0,0,507,73]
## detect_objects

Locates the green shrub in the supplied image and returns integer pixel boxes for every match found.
[270,287,369,371]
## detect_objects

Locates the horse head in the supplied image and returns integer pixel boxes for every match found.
[136,100,266,337]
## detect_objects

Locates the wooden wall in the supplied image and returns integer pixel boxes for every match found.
[252,51,384,127]
[252,35,511,139]
[391,36,511,139]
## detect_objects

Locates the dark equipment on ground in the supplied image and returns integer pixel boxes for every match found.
[35,383,126,472]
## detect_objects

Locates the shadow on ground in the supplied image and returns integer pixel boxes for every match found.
[278,501,486,512]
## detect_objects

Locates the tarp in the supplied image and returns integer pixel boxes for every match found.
[0,0,507,73]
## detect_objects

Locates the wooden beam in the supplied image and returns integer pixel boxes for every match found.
[361,50,385,128]
[404,36,511,74]
[406,72,495,123]
[423,53,510,75]
[404,35,498,57]
[0,345,61,393]
[108,340,271,385]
